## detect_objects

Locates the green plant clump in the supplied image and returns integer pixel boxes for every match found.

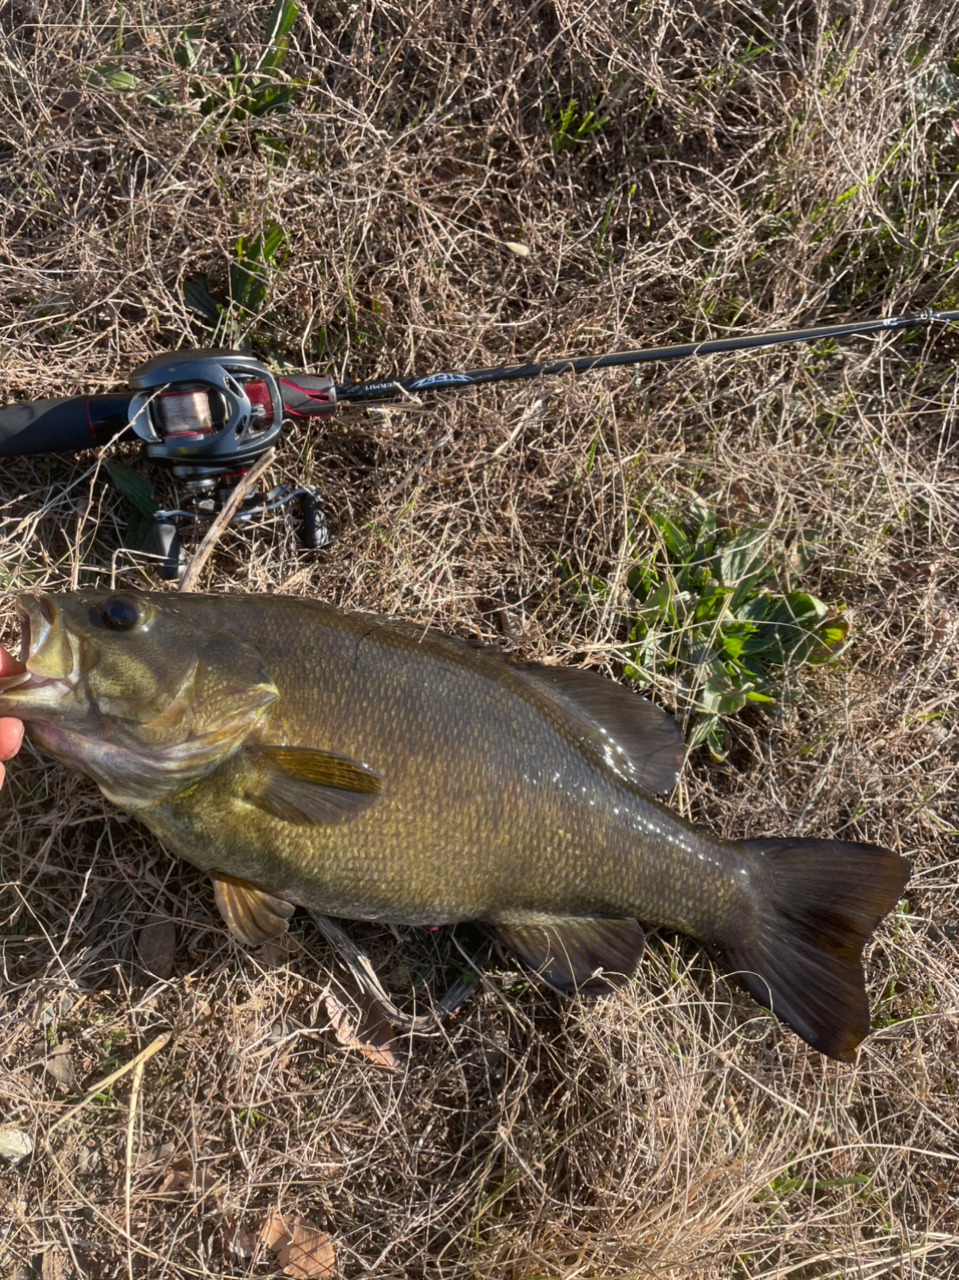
[571,503,850,759]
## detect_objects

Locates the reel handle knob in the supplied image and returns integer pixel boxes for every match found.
[149,516,185,580]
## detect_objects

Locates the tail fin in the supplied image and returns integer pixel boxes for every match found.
[725,838,910,1061]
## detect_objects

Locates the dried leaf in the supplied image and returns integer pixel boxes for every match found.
[324,992,400,1071]
[279,1219,336,1278]
[159,1161,194,1196]
[134,1140,176,1170]
[158,1154,215,1198]
[259,1211,336,1278]
[137,912,176,979]
[54,90,83,112]
[224,1214,257,1259]
[260,1208,295,1250]
[44,1042,79,1093]
[255,934,302,965]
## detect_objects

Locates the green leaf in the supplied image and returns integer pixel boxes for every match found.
[174,22,204,70]
[108,464,158,552]
[634,581,673,622]
[722,631,747,660]
[107,463,157,519]
[183,274,221,323]
[626,562,656,599]
[262,222,286,259]
[717,525,771,598]
[651,511,691,561]
[781,591,828,623]
[690,500,716,552]
[258,0,297,75]
[88,64,137,91]
[125,508,157,553]
[230,223,287,313]
[687,713,719,750]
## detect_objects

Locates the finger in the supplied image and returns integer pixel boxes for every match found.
[0,717,24,761]
[0,645,26,677]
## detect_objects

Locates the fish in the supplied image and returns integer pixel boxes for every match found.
[0,590,909,1061]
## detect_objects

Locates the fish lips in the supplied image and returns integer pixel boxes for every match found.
[0,594,84,715]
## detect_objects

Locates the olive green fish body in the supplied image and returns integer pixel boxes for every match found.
[128,597,740,938]
[0,591,909,1061]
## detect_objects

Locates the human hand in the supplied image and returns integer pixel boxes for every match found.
[0,646,25,787]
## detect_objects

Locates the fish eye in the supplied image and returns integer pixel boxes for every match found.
[100,596,143,632]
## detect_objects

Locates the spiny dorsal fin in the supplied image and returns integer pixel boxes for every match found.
[243,745,382,826]
[212,872,295,944]
[490,916,646,994]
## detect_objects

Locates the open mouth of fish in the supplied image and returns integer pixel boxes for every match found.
[0,595,83,705]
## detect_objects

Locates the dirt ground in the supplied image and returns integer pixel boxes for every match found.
[1,1,957,1276]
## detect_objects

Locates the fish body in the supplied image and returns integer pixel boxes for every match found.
[0,591,909,1060]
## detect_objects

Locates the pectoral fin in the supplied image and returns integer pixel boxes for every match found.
[212,872,296,944]
[243,745,382,826]
[490,916,645,994]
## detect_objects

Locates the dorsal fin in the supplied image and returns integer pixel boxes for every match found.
[512,662,682,794]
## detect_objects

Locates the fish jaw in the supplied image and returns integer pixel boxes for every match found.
[0,594,90,722]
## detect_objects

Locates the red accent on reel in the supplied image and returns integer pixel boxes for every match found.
[244,378,275,427]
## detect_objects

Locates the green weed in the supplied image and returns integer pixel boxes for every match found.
[566,501,849,758]
[183,220,287,345]
[543,89,609,156]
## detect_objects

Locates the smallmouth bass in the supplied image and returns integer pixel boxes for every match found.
[0,590,909,1061]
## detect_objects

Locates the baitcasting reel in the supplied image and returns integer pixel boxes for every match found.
[0,348,341,578]
[127,350,336,577]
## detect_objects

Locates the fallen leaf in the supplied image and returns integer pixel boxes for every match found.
[134,1140,176,1170]
[158,1154,215,1198]
[324,992,400,1071]
[224,1214,257,1259]
[255,935,301,965]
[259,1210,336,1277]
[260,1208,294,1251]
[45,1042,79,1093]
[137,912,176,978]
[158,1159,194,1196]
[279,1219,336,1278]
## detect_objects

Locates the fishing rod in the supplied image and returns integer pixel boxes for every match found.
[1,307,955,576]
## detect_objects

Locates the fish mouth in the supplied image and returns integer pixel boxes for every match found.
[0,594,84,710]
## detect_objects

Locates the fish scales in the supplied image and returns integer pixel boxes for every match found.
[150,596,731,930]
[0,590,909,1061]
[156,599,732,931]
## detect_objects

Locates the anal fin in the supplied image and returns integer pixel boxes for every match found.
[490,916,645,995]
[212,871,296,945]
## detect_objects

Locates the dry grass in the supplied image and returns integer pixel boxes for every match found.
[1,0,958,1275]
